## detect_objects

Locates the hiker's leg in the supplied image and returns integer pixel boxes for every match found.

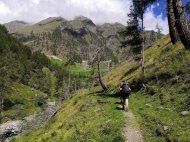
[125,99,129,110]
[122,98,125,110]
[123,99,127,110]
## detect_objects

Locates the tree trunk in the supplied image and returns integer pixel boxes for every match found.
[173,0,190,49]
[97,61,108,91]
[141,3,145,76]
[0,95,4,123]
[167,0,179,44]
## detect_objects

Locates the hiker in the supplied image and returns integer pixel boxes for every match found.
[119,82,124,104]
[120,81,131,111]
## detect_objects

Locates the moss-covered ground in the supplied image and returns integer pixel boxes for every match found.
[3,82,47,122]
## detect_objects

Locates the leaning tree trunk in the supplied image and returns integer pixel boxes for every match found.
[173,0,190,49]
[167,0,179,44]
[97,61,108,91]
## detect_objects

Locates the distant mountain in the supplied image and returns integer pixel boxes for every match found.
[4,20,30,33]
[5,16,162,64]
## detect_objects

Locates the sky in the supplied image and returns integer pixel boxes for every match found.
[0,0,189,34]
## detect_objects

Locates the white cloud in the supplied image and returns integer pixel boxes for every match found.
[0,1,11,16]
[157,2,160,7]
[144,6,169,34]
[0,0,132,25]
[0,0,169,34]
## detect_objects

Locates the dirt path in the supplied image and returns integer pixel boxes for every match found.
[122,110,143,142]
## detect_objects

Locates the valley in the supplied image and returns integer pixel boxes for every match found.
[0,0,190,141]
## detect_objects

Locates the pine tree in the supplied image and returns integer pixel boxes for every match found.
[132,0,159,75]
[121,5,142,56]
[155,23,162,40]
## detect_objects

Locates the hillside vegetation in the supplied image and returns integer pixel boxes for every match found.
[6,17,124,63]
[12,88,125,142]
[12,34,190,142]
[0,25,54,122]
[2,83,46,122]
[104,35,190,142]
[5,17,162,65]
[0,24,96,125]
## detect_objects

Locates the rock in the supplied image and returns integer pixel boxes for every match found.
[0,120,23,138]
[181,111,189,116]
[48,102,56,106]
[24,113,36,122]
[163,126,169,131]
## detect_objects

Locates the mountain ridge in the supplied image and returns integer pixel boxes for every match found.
[5,16,126,63]
[4,16,162,64]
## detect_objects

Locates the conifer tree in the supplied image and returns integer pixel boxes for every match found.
[121,5,142,56]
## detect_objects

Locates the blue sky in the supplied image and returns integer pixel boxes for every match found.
[152,0,189,19]
[144,0,189,34]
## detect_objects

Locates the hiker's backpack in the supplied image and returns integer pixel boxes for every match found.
[122,83,131,93]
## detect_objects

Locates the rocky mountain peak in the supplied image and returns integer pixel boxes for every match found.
[4,20,30,33]
[73,16,95,26]
[37,17,66,25]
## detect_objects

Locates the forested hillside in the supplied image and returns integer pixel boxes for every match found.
[0,24,55,123]
[5,17,162,64]
[11,34,190,142]
[0,24,95,125]
[1,0,189,141]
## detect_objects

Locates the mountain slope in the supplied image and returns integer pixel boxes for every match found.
[104,35,190,142]
[12,88,126,142]
[6,17,162,65]
[3,82,47,122]
[13,34,190,142]
[4,21,30,33]
[6,17,123,63]
[0,24,54,124]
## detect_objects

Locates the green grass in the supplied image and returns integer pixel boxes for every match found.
[103,35,190,141]
[49,54,109,77]
[67,64,91,76]
[130,91,190,142]
[11,34,190,142]
[12,88,125,142]
[48,55,66,67]
[66,62,107,77]
[3,82,47,122]
[50,58,63,66]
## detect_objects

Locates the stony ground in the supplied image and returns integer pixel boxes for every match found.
[122,108,143,142]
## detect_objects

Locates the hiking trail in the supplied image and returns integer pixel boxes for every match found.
[122,110,143,142]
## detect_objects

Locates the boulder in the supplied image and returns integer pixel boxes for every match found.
[24,113,36,122]
[48,102,56,106]
[163,126,169,131]
[181,111,189,116]
[0,120,23,138]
